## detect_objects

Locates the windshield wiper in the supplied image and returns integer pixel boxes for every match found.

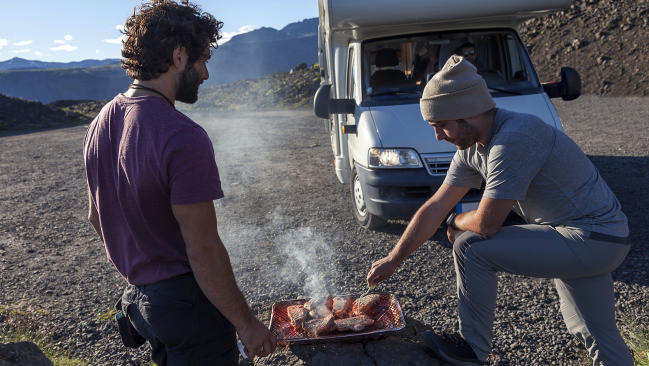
[488,87,524,95]
[368,87,421,97]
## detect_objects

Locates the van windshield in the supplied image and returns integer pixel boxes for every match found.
[363,30,540,102]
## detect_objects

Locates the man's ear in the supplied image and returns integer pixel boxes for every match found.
[172,46,186,70]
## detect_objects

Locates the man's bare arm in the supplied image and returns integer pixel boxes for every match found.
[87,188,103,240]
[367,184,469,286]
[389,183,470,264]
[453,197,515,237]
[172,201,276,358]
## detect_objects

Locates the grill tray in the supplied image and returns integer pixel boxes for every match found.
[269,293,406,342]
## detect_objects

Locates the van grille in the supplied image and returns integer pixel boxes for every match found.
[421,153,455,176]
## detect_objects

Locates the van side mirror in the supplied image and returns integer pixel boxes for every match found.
[542,67,581,101]
[313,84,356,118]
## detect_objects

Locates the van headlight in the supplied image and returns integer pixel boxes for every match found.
[368,148,422,168]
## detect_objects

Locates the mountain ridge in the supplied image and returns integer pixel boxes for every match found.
[1,2,649,104]
[0,57,120,71]
[0,18,318,102]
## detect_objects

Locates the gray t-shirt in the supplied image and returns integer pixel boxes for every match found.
[444,108,628,237]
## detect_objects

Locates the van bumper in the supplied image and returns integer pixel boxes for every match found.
[355,164,481,219]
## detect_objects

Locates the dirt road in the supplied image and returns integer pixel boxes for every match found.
[0,95,647,365]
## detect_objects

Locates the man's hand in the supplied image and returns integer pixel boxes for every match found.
[446,225,461,244]
[367,255,398,287]
[237,316,277,358]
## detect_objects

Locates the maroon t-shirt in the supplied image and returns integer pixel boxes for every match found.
[84,94,223,285]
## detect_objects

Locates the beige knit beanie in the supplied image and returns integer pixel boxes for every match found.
[420,55,495,121]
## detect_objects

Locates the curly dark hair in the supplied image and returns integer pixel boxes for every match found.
[121,0,223,80]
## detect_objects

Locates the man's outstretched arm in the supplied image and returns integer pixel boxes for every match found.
[367,183,469,286]
[172,201,276,359]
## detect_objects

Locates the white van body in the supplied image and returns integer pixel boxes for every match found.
[315,0,576,228]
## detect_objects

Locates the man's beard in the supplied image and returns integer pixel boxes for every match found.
[453,119,479,150]
[176,64,201,104]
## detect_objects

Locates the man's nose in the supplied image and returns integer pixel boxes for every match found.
[434,127,446,141]
[200,64,209,81]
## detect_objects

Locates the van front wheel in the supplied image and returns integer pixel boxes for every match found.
[350,168,387,230]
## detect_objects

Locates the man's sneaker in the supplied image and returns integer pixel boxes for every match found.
[422,330,485,366]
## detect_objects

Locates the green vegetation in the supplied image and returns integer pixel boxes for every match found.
[622,322,649,366]
[96,308,118,322]
[1,303,86,366]
[2,331,85,366]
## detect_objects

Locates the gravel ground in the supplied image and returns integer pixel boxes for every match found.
[0,95,647,365]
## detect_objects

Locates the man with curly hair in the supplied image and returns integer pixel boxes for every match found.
[83,1,276,364]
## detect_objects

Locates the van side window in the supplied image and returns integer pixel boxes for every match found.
[347,47,356,99]
[506,35,527,81]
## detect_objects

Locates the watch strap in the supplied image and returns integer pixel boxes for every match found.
[446,212,457,230]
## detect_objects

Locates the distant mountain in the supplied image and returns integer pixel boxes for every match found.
[0,18,318,102]
[0,64,132,103]
[0,93,105,131]
[205,18,318,85]
[180,63,320,111]
[0,57,120,71]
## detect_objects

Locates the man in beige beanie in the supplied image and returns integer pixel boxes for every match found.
[367,55,633,365]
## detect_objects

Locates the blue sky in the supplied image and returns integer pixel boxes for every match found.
[0,0,318,63]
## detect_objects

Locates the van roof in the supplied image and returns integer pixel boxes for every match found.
[320,0,571,34]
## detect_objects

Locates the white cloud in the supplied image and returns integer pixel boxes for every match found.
[103,35,125,44]
[103,25,126,44]
[50,44,78,52]
[11,49,31,54]
[34,51,42,56]
[54,35,73,44]
[0,39,7,49]
[13,40,32,46]
[96,49,100,54]
[219,25,256,44]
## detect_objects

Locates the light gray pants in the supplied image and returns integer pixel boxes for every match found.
[452,224,632,365]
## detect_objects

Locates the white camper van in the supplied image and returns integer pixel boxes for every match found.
[314,0,581,229]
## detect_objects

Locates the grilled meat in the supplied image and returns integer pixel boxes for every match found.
[287,305,308,327]
[304,315,335,337]
[308,304,332,318]
[304,296,333,311]
[332,296,353,318]
[355,294,381,315]
[334,314,375,332]
[305,296,333,318]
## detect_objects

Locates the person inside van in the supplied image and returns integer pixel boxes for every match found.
[454,42,478,66]
[454,41,504,85]
[413,44,440,84]
[366,55,634,365]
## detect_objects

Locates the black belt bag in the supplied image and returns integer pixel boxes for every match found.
[114,298,145,348]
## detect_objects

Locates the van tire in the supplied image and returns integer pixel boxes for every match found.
[350,168,387,230]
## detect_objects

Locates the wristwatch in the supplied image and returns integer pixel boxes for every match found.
[446,212,458,230]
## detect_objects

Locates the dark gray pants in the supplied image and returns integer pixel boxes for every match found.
[121,273,238,366]
[452,224,632,365]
